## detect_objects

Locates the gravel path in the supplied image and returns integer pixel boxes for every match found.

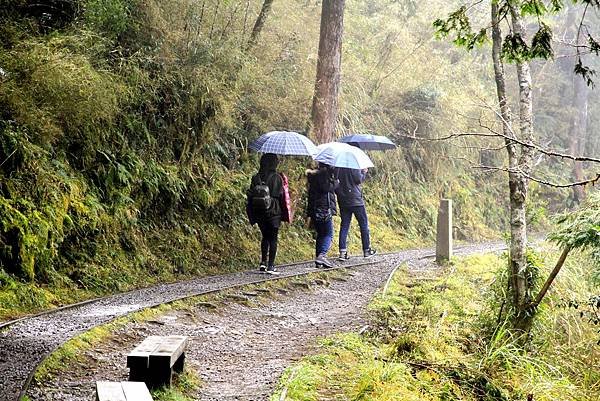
[0,243,503,401]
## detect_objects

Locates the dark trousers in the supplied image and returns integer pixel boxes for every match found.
[339,205,370,252]
[314,218,334,257]
[258,222,279,266]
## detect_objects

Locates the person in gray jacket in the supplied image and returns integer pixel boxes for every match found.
[335,167,376,260]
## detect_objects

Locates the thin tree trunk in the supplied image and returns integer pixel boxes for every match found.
[221,1,241,41]
[242,0,251,44]
[247,0,274,49]
[209,1,220,40]
[198,0,206,34]
[569,74,589,202]
[310,0,346,144]
[530,246,572,309]
[491,3,523,318]
[558,5,588,202]
[509,5,535,333]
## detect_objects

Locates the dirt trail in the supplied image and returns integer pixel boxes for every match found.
[25,244,502,400]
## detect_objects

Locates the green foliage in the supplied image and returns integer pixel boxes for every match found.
[433,7,487,50]
[275,252,600,400]
[84,0,133,39]
[550,193,600,253]
[574,58,597,88]
[521,0,550,16]
[152,371,201,401]
[530,22,554,59]
[434,1,596,65]
[0,36,124,149]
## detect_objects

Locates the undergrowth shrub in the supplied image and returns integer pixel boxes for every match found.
[84,0,133,40]
[0,37,124,159]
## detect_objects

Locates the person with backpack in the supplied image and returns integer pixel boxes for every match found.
[247,153,284,274]
[306,163,339,268]
[335,167,376,260]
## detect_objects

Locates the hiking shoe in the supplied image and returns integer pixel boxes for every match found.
[315,255,334,269]
[338,251,350,261]
[363,248,377,258]
[259,263,267,273]
[266,265,280,275]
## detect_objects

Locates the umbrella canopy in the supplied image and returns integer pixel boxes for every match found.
[338,133,396,151]
[249,130,318,156]
[314,142,374,169]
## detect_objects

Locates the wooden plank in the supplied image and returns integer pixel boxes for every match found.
[96,381,126,401]
[172,353,185,373]
[127,336,163,368]
[121,381,153,401]
[149,336,188,368]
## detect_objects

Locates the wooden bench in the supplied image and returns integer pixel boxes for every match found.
[96,381,153,401]
[127,335,188,389]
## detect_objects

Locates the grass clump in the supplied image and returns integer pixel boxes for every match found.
[152,371,202,401]
[273,251,600,400]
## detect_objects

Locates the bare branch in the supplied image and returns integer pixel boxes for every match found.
[396,131,500,141]
[474,165,600,188]
[396,118,600,165]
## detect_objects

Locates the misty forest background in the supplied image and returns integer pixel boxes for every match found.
[2,1,600,400]
[0,0,598,319]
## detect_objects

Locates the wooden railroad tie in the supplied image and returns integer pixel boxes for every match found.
[96,381,153,401]
[127,335,188,389]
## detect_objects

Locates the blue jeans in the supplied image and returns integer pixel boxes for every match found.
[339,205,370,252]
[314,218,334,257]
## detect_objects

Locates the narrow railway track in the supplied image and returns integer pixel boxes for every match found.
[0,243,504,401]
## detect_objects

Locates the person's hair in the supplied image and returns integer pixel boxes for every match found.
[259,153,278,174]
[318,162,333,171]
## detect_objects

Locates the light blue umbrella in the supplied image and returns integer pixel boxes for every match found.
[249,131,318,156]
[314,142,374,169]
[338,133,396,151]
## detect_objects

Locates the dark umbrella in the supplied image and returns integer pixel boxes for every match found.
[338,134,397,151]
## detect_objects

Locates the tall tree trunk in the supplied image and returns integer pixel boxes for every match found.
[247,0,274,49]
[492,3,528,329]
[508,5,535,334]
[568,74,589,202]
[491,3,520,319]
[309,0,345,144]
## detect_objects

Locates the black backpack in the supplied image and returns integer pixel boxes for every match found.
[249,175,272,212]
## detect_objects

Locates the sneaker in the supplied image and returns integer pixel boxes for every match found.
[363,248,377,258]
[259,263,267,273]
[315,254,334,269]
[266,265,280,275]
[338,251,350,261]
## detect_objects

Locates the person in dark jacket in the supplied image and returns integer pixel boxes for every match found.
[248,153,283,274]
[335,167,376,260]
[307,163,339,268]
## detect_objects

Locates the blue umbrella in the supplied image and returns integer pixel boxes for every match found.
[314,142,374,169]
[249,131,318,156]
[338,134,396,151]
